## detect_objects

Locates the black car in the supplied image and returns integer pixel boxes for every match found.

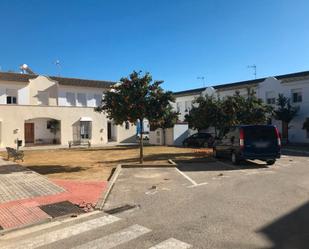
[183,132,214,148]
[213,125,281,165]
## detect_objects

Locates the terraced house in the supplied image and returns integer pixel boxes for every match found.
[173,71,309,144]
[0,72,137,148]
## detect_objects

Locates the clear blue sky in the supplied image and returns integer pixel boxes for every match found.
[0,0,308,91]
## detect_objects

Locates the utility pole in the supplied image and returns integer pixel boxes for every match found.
[247,64,257,79]
[197,76,206,87]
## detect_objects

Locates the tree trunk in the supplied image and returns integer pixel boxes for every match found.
[282,121,289,144]
[163,128,166,146]
[139,119,144,164]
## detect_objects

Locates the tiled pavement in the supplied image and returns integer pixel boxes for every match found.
[0,157,107,230]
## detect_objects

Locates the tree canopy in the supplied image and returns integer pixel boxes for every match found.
[95,71,177,163]
[185,89,272,137]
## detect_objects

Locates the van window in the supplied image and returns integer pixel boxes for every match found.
[244,126,276,143]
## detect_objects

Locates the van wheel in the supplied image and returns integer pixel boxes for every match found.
[231,152,240,165]
[266,159,276,165]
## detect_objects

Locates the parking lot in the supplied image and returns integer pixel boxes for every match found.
[103,153,309,249]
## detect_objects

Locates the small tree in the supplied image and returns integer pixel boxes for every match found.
[47,119,60,144]
[95,71,175,163]
[273,94,299,143]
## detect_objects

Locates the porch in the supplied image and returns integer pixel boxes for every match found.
[24,118,61,146]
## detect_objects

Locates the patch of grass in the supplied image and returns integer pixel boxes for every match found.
[1,146,213,181]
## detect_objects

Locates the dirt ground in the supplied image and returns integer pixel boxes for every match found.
[0,146,213,181]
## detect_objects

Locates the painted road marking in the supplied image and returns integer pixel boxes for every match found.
[175,168,208,187]
[73,224,151,249]
[1,215,120,249]
[149,238,192,249]
[1,211,103,241]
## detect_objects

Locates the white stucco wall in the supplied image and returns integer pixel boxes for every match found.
[0,105,108,148]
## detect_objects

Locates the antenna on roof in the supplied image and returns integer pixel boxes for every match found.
[197,76,206,87]
[54,59,61,76]
[247,64,257,79]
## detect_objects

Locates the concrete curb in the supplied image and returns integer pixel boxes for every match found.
[0,217,52,236]
[95,161,176,210]
[95,164,122,210]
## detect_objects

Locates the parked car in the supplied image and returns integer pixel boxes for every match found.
[213,125,281,165]
[182,132,214,148]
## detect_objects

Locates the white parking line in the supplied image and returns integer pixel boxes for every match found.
[149,238,192,249]
[175,168,208,187]
[73,224,151,249]
[2,215,120,249]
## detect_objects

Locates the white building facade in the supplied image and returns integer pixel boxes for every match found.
[173,71,309,144]
[0,72,137,148]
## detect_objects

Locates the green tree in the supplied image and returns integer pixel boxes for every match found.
[95,71,175,163]
[185,89,271,137]
[273,94,299,143]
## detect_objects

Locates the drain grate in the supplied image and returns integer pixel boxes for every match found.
[39,201,85,218]
[105,204,137,214]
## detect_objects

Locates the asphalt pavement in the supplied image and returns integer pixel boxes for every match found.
[1,153,309,248]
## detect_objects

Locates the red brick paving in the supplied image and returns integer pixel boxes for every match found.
[0,179,107,230]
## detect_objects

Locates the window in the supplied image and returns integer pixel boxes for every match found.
[265,91,276,105]
[125,121,130,130]
[6,89,17,104]
[80,121,92,139]
[66,92,76,106]
[291,89,302,103]
[94,94,102,107]
[38,91,49,105]
[77,93,87,107]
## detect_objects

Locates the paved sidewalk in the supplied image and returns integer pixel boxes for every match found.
[0,157,106,231]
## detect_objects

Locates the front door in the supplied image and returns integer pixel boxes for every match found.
[25,123,34,144]
[108,122,112,141]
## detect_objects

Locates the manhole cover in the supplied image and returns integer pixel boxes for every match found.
[105,204,137,214]
[39,201,85,218]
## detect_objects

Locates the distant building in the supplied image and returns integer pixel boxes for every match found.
[173,71,309,144]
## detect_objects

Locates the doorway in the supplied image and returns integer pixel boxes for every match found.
[108,122,112,141]
[24,123,34,144]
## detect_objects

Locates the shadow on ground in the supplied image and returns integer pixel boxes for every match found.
[26,165,86,175]
[96,152,210,164]
[0,164,30,174]
[177,158,269,172]
[281,150,309,157]
[259,201,309,249]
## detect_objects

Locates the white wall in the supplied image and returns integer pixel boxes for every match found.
[257,77,309,143]
[0,81,29,105]
[25,118,60,143]
[174,94,200,121]
[58,86,103,107]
